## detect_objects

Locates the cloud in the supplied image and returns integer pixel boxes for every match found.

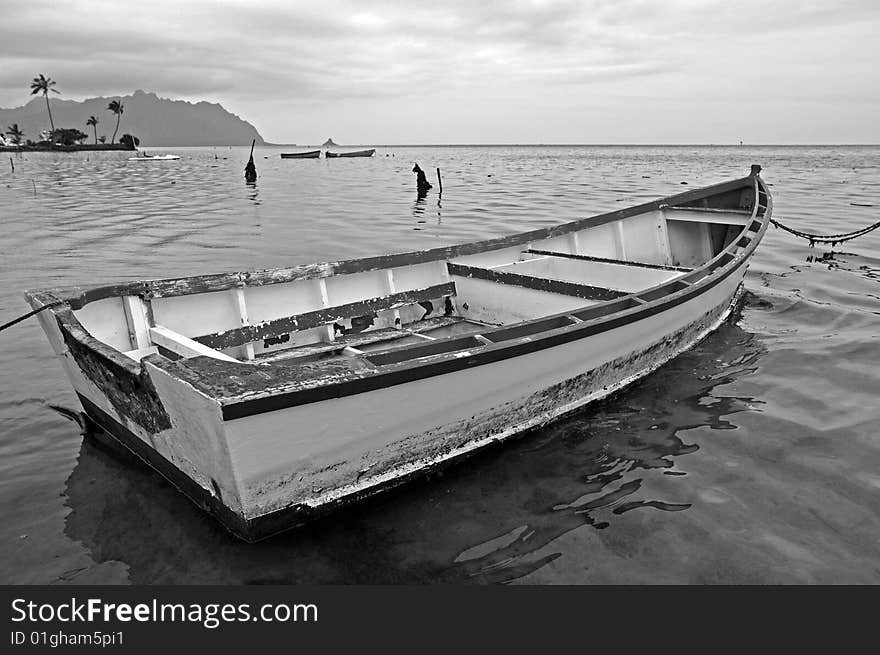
[0,0,877,142]
[0,1,667,100]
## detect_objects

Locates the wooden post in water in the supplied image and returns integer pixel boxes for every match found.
[244,139,257,184]
[436,167,442,194]
[9,157,13,173]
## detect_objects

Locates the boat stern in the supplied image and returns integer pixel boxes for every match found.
[23,286,252,536]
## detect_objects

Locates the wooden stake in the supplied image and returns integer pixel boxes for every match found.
[436,167,442,194]
[9,157,13,173]
[245,139,257,183]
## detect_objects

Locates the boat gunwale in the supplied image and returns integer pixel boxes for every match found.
[30,174,756,309]
[24,174,771,418]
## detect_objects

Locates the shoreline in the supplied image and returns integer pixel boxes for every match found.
[1,144,134,153]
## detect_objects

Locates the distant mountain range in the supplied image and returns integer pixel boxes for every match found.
[0,90,265,146]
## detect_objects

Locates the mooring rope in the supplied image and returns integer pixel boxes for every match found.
[0,301,62,333]
[769,216,880,248]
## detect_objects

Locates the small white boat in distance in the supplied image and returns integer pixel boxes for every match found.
[127,154,181,161]
[25,166,771,541]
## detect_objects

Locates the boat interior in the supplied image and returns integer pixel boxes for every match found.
[68,179,768,378]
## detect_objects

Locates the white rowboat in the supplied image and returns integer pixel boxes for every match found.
[25,166,772,541]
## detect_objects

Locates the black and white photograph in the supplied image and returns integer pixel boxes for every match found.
[1,0,878,601]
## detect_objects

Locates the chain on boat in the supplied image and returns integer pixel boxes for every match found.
[768,215,880,248]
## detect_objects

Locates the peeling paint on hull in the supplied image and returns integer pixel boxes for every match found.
[61,319,172,433]
[242,282,742,517]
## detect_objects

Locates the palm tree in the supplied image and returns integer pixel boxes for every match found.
[86,116,99,144]
[6,123,24,145]
[107,100,124,144]
[30,74,60,133]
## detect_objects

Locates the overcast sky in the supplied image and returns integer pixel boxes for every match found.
[1,0,878,144]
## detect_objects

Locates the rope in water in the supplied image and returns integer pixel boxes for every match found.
[769,216,880,247]
[0,301,62,333]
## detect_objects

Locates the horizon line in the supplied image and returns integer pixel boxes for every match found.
[258,142,880,148]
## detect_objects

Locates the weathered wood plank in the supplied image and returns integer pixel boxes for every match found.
[122,295,151,350]
[662,208,751,226]
[193,282,456,350]
[317,278,335,344]
[447,263,626,302]
[52,309,173,432]
[232,287,255,360]
[525,249,693,272]
[255,316,463,363]
[661,205,752,214]
[122,346,160,361]
[365,335,484,366]
[149,325,239,362]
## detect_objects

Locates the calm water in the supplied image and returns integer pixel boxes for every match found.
[0,145,878,584]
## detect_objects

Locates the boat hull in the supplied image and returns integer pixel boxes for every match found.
[25,170,770,541]
[325,149,375,158]
[66,260,745,541]
[280,150,321,159]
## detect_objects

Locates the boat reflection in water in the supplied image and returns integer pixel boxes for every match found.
[60,296,765,584]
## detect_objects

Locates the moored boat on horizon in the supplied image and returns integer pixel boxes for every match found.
[280,150,321,159]
[325,148,376,158]
[24,166,771,541]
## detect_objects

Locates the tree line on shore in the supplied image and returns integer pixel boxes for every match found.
[3,74,132,148]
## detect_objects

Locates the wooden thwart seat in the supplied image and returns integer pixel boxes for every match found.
[660,205,752,226]
[660,205,752,214]
[150,325,238,362]
[525,249,692,273]
[447,262,626,302]
[255,316,463,363]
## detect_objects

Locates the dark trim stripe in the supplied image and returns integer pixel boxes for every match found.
[220,254,751,420]
[193,282,456,350]
[482,315,577,342]
[366,335,485,366]
[525,249,693,273]
[447,262,626,302]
